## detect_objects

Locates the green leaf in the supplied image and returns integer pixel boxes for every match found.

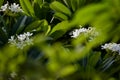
[34,0,43,6]
[72,3,107,25]
[100,57,115,71]
[88,52,101,67]
[50,30,65,40]
[45,25,51,36]
[12,16,28,34]
[0,0,4,7]
[39,20,51,35]
[63,0,85,12]
[50,1,72,17]
[50,21,69,34]
[24,20,42,32]
[20,0,34,16]
[59,65,77,77]
[33,2,41,19]
[33,1,50,19]
[0,27,8,43]
[50,21,70,39]
[54,12,68,20]
[25,20,50,35]
[70,0,76,11]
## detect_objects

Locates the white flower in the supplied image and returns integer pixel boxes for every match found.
[2,27,7,34]
[8,36,16,45]
[70,28,88,38]
[9,3,23,13]
[8,32,33,49]
[0,2,23,13]
[10,72,17,78]
[17,34,26,41]
[16,41,26,49]
[24,32,33,37]
[70,26,98,40]
[70,29,81,38]
[0,2,8,11]
[101,43,120,55]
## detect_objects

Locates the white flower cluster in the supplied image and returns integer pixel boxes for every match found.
[101,43,120,55]
[0,2,23,13]
[10,72,17,78]
[70,26,98,39]
[0,2,8,11]
[8,32,33,49]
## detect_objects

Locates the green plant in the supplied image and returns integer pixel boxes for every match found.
[0,0,120,80]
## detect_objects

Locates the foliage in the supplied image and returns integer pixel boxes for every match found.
[0,0,120,80]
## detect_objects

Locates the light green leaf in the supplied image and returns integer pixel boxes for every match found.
[50,21,70,39]
[50,1,72,17]
[20,0,34,16]
[59,65,77,77]
[54,12,68,20]
[40,20,51,35]
[50,21,69,34]
[72,3,107,25]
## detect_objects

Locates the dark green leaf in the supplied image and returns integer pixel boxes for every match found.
[0,0,4,7]
[0,27,8,43]
[34,0,43,6]
[12,16,28,34]
[88,52,101,67]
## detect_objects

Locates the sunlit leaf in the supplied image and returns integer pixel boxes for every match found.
[20,0,34,16]
[50,1,72,17]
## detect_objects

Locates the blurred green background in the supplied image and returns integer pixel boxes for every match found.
[0,0,120,80]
